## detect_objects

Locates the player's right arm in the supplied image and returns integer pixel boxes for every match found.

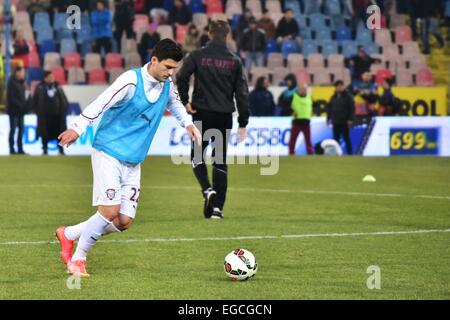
[58,70,137,147]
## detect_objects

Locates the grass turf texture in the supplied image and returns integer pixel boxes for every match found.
[0,156,449,299]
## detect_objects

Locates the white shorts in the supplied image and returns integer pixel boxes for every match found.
[91,148,141,219]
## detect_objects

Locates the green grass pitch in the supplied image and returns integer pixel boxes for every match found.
[0,156,449,299]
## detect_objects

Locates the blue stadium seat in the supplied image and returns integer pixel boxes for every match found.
[33,12,51,29]
[76,26,92,44]
[314,28,332,40]
[80,41,92,56]
[301,40,318,57]
[362,42,380,55]
[189,0,205,13]
[295,15,307,28]
[320,40,338,58]
[303,0,321,14]
[356,28,373,44]
[336,27,352,43]
[281,40,298,59]
[39,39,57,59]
[285,0,301,15]
[163,0,174,11]
[36,27,54,43]
[80,13,90,27]
[324,0,342,15]
[60,38,77,57]
[309,13,328,30]
[26,67,43,83]
[300,28,312,40]
[53,13,67,30]
[230,14,240,32]
[341,40,358,58]
[57,28,74,42]
[264,39,280,59]
[330,15,348,28]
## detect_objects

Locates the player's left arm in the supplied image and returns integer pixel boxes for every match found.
[167,81,202,145]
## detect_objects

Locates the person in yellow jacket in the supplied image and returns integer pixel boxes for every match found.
[288,83,314,155]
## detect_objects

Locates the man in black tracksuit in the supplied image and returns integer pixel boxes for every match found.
[176,20,249,219]
[327,80,355,155]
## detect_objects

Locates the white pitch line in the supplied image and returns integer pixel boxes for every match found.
[1,229,449,246]
[0,184,449,201]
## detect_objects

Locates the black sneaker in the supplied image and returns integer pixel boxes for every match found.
[210,207,224,219]
[203,188,216,218]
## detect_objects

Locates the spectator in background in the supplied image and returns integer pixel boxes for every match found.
[139,25,161,63]
[351,71,378,119]
[169,0,192,25]
[27,0,48,22]
[240,18,267,75]
[347,0,377,30]
[50,0,71,12]
[249,76,276,116]
[6,67,27,155]
[11,30,30,67]
[114,0,135,53]
[378,79,401,116]
[277,73,298,116]
[327,80,355,155]
[184,24,201,53]
[133,0,147,13]
[236,8,254,49]
[199,26,210,47]
[91,1,113,55]
[348,47,381,81]
[258,9,277,40]
[288,83,314,155]
[34,71,68,155]
[276,9,300,44]
[417,0,445,54]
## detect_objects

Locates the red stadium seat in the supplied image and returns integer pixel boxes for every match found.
[104,53,123,71]
[27,52,41,67]
[51,67,67,85]
[415,67,434,86]
[206,0,224,16]
[64,52,82,69]
[295,68,311,85]
[395,26,412,44]
[88,68,107,84]
[176,24,189,44]
[375,68,393,84]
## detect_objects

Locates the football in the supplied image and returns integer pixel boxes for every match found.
[224,248,258,281]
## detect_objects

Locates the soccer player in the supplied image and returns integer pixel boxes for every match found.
[56,39,201,277]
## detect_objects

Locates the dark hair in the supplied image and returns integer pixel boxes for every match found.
[151,38,183,62]
[209,20,230,42]
[43,70,52,79]
[334,80,344,87]
[14,66,24,74]
[284,9,293,14]
[284,73,297,87]
[255,76,266,90]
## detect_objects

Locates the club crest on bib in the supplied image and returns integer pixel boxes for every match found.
[106,189,116,200]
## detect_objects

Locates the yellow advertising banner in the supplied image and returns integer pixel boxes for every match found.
[311,86,448,116]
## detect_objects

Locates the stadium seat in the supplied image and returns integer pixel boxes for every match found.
[267,53,284,69]
[121,38,138,55]
[341,40,358,58]
[43,52,62,70]
[330,15,347,29]
[407,55,428,72]
[57,28,74,42]
[176,24,189,44]
[329,67,345,82]
[301,40,318,58]
[271,67,290,86]
[295,68,311,85]
[250,67,270,86]
[281,40,298,59]
[125,52,142,69]
[39,39,57,59]
[192,13,209,30]
[314,28,332,41]
[356,28,373,44]
[396,68,413,86]
[394,26,412,44]
[64,52,82,69]
[285,0,301,15]
[163,0,174,11]
[246,0,263,18]
[20,26,35,41]
[374,29,392,46]
[189,0,205,14]
[105,53,123,71]
[287,53,304,71]
[60,38,77,58]
[14,11,31,30]
[383,45,399,57]
[300,28,312,40]
[415,68,434,86]
[226,1,242,19]
[36,27,54,44]
[307,53,324,69]
[335,27,352,43]
[33,12,51,29]
[67,67,86,84]
[51,67,67,84]
[88,68,107,84]
[206,0,224,16]
[327,53,344,68]
[389,14,407,29]
[53,13,67,30]
[80,41,92,57]
[26,67,43,83]
[266,0,282,14]
[324,0,341,15]
[295,15,308,29]
[375,69,393,84]
[311,68,332,86]
[362,42,380,55]
[76,26,92,44]
[401,41,421,57]
[108,67,124,84]
[84,53,102,72]
[320,41,338,58]
[304,0,321,14]
[264,39,280,60]
[309,13,328,30]
[157,25,174,40]
[27,52,41,67]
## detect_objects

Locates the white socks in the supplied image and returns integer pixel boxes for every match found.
[65,216,122,241]
[71,212,111,262]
